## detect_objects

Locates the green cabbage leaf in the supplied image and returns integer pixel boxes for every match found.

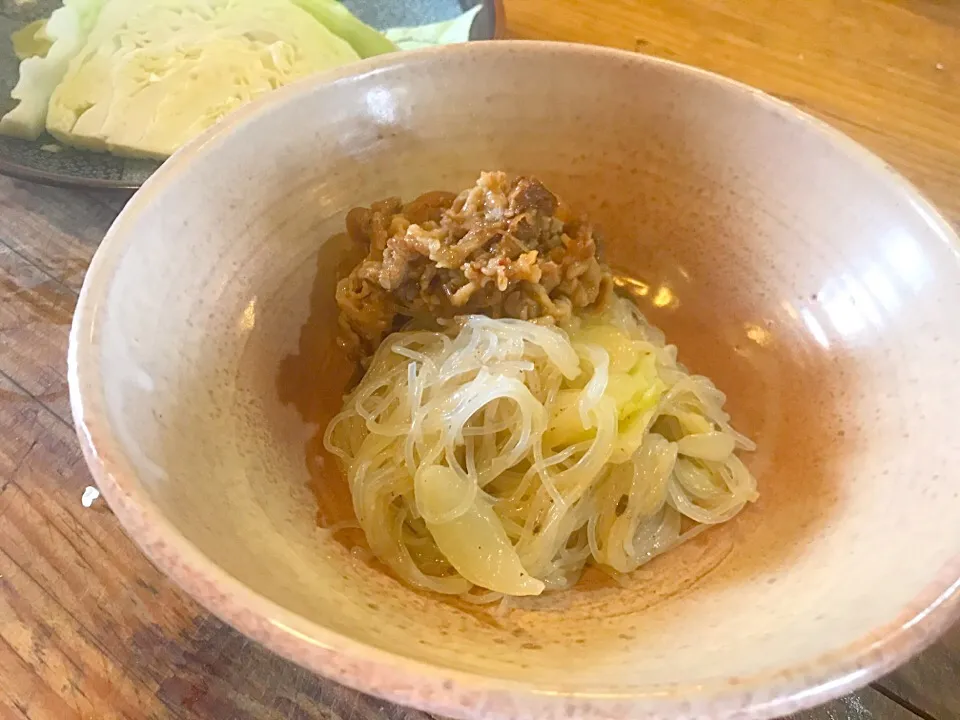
[384,4,481,50]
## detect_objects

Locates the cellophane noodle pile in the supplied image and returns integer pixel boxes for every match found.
[324,296,758,598]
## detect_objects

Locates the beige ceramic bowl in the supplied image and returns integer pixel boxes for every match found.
[68,42,960,719]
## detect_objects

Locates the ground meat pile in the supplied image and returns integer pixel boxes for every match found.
[335,171,613,359]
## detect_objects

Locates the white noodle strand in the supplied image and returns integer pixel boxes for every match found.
[324,297,758,597]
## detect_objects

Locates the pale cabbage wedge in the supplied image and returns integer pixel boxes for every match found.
[0,0,106,140]
[45,0,362,159]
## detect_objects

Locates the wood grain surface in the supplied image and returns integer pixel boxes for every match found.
[0,1,958,719]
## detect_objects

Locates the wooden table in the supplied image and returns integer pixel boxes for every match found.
[1,1,957,718]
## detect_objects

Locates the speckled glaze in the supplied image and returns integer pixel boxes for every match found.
[68,42,960,720]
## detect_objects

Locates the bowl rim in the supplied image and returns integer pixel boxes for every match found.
[68,40,960,720]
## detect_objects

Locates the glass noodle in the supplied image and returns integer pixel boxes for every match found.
[324,297,758,598]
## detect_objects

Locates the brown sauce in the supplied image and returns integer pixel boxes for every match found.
[274,232,370,553]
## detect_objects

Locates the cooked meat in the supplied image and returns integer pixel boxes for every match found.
[335,172,613,358]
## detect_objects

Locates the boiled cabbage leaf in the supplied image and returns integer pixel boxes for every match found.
[44,0,363,159]
[1,0,482,158]
[0,0,106,140]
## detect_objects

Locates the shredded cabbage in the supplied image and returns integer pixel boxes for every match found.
[325,297,759,597]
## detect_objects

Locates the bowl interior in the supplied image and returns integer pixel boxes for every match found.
[75,44,960,708]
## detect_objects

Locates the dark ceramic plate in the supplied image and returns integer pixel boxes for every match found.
[0,0,501,188]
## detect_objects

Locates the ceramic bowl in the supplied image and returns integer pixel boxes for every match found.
[68,41,960,720]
